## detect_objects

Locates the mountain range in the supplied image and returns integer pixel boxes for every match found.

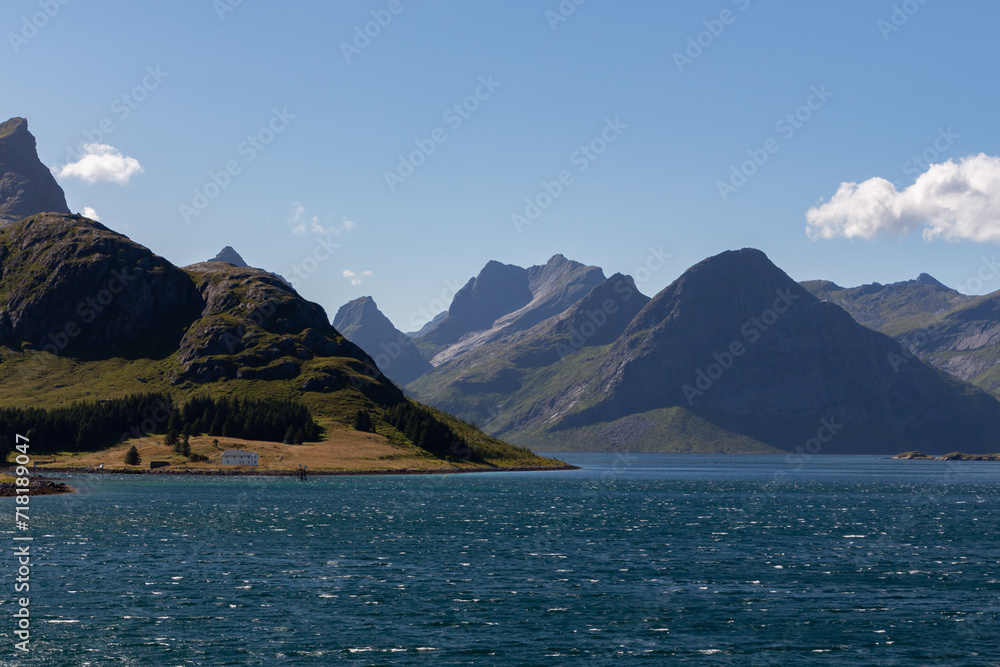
[331,251,1000,455]
[0,117,554,469]
[6,114,1000,457]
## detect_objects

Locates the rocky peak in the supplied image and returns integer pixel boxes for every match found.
[333,295,431,386]
[0,118,70,223]
[421,261,533,346]
[207,246,249,268]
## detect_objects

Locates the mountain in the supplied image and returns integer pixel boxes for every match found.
[800,274,1000,395]
[207,245,249,268]
[408,311,447,338]
[416,254,606,365]
[0,117,70,223]
[411,249,1000,454]
[0,213,556,469]
[892,291,1000,394]
[333,296,432,386]
[801,274,970,336]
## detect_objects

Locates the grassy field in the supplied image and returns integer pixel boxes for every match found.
[27,422,567,473]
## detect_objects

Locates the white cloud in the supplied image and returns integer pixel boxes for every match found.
[54,143,143,185]
[343,269,373,286]
[82,206,100,221]
[288,201,357,235]
[807,154,1000,243]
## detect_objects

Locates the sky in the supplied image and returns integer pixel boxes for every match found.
[4,0,1000,331]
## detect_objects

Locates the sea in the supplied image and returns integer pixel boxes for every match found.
[2,453,999,665]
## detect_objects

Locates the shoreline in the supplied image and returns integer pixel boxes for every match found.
[0,478,74,497]
[7,463,580,478]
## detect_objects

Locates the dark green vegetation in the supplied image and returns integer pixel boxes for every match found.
[0,213,561,470]
[123,445,140,465]
[384,401,483,462]
[0,393,321,460]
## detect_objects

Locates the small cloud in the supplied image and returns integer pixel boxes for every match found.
[82,206,100,221]
[55,143,143,185]
[807,153,1000,243]
[342,269,373,286]
[288,202,357,235]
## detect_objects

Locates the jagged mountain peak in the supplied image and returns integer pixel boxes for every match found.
[207,246,249,268]
[333,295,431,386]
[0,116,70,223]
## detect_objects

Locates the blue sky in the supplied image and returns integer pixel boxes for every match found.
[4,0,1000,330]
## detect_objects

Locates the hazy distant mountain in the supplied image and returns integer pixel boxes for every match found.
[801,274,970,336]
[892,290,1000,394]
[408,311,447,338]
[411,249,1000,454]
[416,254,606,365]
[333,296,432,386]
[0,117,70,223]
[207,245,249,268]
[0,212,543,467]
[800,274,1000,395]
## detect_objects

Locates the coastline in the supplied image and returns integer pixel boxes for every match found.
[0,478,74,497]
[10,463,580,478]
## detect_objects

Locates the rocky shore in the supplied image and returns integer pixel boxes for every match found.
[0,478,74,496]
[892,451,1000,461]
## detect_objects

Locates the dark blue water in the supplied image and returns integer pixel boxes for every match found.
[2,454,999,665]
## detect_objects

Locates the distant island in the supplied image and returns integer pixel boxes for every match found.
[892,451,1000,461]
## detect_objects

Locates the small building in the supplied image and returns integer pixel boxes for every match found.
[148,461,170,469]
[220,449,258,466]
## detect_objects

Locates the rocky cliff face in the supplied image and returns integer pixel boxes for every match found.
[411,249,1000,454]
[801,273,969,336]
[553,250,1000,452]
[0,213,199,351]
[0,214,400,405]
[0,118,70,223]
[333,296,432,386]
[417,254,606,366]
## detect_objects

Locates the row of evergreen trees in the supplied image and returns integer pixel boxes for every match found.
[382,401,476,461]
[0,393,321,459]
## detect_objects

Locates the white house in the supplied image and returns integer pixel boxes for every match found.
[220,449,258,466]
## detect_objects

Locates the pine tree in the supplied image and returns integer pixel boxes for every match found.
[283,425,295,444]
[124,445,140,465]
[164,429,178,449]
[294,428,305,445]
[353,409,373,433]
